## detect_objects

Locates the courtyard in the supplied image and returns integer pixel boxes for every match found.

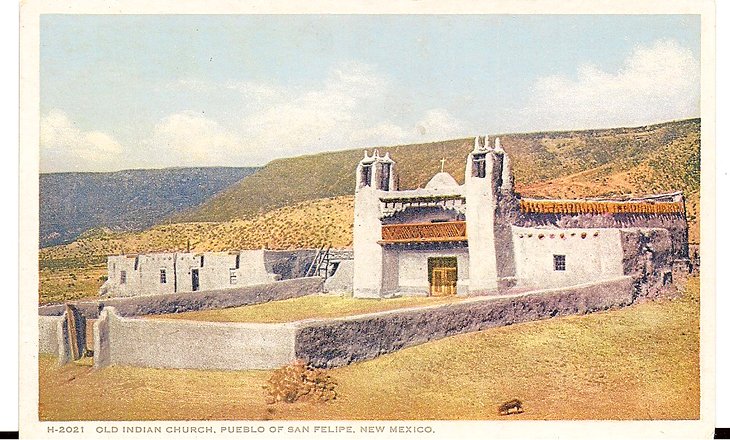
[39,277,699,421]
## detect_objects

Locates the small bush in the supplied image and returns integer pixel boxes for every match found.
[264,360,337,404]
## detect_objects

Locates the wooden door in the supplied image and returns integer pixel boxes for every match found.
[429,257,458,296]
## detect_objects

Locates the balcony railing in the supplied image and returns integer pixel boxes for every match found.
[519,198,684,215]
[380,221,467,244]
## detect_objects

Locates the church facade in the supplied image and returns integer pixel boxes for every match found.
[352,136,689,299]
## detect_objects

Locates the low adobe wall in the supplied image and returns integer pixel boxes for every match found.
[323,260,354,294]
[38,315,63,355]
[79,276,634,371]
[39,277,324,319]
[38,314,71,364]
[295,276,635,368]
[93,307,299,370]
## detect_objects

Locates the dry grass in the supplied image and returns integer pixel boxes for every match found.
[151,294,465,323]
[37,196,354,304]
[39,277,699,421]
[38,265,107,305]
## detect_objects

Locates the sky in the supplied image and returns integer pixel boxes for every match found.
[40,14,701,173]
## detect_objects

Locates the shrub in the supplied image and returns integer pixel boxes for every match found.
[264,360,337,404]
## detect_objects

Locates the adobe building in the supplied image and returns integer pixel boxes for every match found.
[352,136,689,299]
[99,249,318,297]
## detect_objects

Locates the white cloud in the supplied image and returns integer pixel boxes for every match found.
[43,62,471,171]
[139,111,243,168]
[139,61,469,167]
[520,39,700,131]
[40,109,123,172]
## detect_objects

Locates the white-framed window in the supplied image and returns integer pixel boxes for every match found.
[229,268,238,285]
[120,270,127,284]
[160,269,167,284]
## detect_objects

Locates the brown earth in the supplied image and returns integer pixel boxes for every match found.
[39,277,699,421]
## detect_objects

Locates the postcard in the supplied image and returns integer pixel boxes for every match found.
[18,1,716,438]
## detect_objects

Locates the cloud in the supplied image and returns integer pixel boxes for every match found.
[520,39,700,130]
[138,61,469,167]
[40,109,123,172]
[43,62,471,171]
[139,111,242,168]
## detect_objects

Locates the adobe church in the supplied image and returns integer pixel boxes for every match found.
[352,136,689,299]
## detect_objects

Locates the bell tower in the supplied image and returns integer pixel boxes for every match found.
[353,150,395,298]
[464,136,500,292]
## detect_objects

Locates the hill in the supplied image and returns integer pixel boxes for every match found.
[39,119,701,304]
[39,167,259,247]
[39,197,353,303]
[174,118,700,223]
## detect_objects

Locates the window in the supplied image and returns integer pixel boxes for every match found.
[361,164,372,187]
[553,254,566,271]
[120,270,127,284]
[379,163,391,190]
[160,269,167,284]
[200,255,205,267]
[472,153,487,178]
[235,254,240,269]
[229,268,238,285]
[134,256,139,270]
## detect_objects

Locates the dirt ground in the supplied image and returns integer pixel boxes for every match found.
[151,294,465,323]
[39,277,699,421]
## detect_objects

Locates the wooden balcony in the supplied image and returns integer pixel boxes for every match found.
[380,221,467,244]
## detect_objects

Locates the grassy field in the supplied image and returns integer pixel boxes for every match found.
[152,294,465,323]
[39,277,699,421]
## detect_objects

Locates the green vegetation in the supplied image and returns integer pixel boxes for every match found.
[175,118,700,223]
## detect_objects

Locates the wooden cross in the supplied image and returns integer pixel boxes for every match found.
[440,158,446,173]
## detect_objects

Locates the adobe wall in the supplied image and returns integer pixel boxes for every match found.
[620,228,676,299]
[263,249,318,280]
[38,314,71,365]
[65,276,634,371]
[323,260,354,295]
[295,276,634,368]
[93,307,298,370]
[382,246,470,296]
[39,277,324,319]
[511,226,624,289]
[516,211,688,259]
[38,315,64,356]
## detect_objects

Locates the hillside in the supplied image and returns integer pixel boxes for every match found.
[39,167,258,247]
[39,119,701,303]
[39,197,354,303]
[174,118,700,223]
[40,196,354,262]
